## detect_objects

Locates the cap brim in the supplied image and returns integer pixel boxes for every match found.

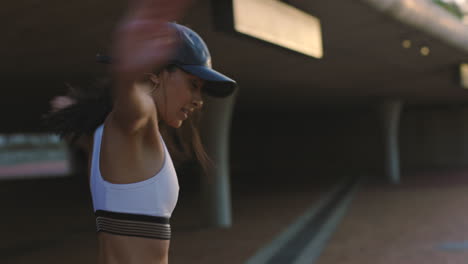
[178,65,237,98]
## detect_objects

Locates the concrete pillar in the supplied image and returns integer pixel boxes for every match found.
[380,100,403,184]
[199,92,237,228]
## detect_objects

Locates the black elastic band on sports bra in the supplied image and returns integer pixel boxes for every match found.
[95,210,171,240]
[95,210,170,224]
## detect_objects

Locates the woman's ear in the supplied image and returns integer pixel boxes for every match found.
[137,72,160,86]
[147,73,160,86]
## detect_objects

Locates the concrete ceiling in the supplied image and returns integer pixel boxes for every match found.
[2,0,468,132]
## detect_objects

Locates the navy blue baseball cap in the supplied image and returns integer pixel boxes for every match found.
[97,23,237,98]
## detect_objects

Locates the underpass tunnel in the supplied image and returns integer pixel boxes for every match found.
[3,0,468,263]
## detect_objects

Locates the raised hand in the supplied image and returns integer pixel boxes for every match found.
[112,0,193,83]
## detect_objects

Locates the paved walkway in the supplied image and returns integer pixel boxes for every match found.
[1,176,331,264]
[3,169,468,263]
[317,169,468,264]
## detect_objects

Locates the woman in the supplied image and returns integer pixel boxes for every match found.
[46,1,237,263]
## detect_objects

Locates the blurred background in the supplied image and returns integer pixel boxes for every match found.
[3,0,468,263]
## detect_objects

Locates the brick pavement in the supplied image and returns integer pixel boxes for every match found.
[4,169,467,264]
[317,169,468,264]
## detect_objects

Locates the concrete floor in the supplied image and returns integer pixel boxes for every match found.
[3,168,468,264]
[318,169,468,264]
[0,174,330,264]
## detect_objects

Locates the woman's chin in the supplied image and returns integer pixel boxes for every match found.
[168,120,183,128]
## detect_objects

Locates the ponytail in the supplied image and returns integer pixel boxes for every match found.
[43,78,113,143]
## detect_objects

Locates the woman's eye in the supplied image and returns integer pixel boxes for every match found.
[191,81,199,90]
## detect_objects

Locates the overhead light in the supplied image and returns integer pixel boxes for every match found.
[460,63,468,89]
[420,45,430,56]
[233,0,323,59]
[401,39,412,48]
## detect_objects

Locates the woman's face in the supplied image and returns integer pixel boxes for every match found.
[153,68,204,128]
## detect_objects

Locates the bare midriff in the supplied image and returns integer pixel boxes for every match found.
[97,232,170,264]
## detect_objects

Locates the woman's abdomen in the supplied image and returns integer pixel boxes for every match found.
[98,232,170,264]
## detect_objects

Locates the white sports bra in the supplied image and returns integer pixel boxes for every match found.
[90,124,179,240]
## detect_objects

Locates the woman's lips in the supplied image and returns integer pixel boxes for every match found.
[181,109,189,119]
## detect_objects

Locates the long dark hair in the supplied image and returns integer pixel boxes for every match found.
[43,68,211,171]
[44,78,113,143]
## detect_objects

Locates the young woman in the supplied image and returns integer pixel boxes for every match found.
[46,1,237,263]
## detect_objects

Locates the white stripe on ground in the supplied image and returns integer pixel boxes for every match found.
[245,178,359,264]
[292,181,360,264]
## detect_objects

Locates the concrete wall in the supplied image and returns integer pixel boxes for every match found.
[228,108,385,188]
[227,104,468,187]
[400,105,468,170]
